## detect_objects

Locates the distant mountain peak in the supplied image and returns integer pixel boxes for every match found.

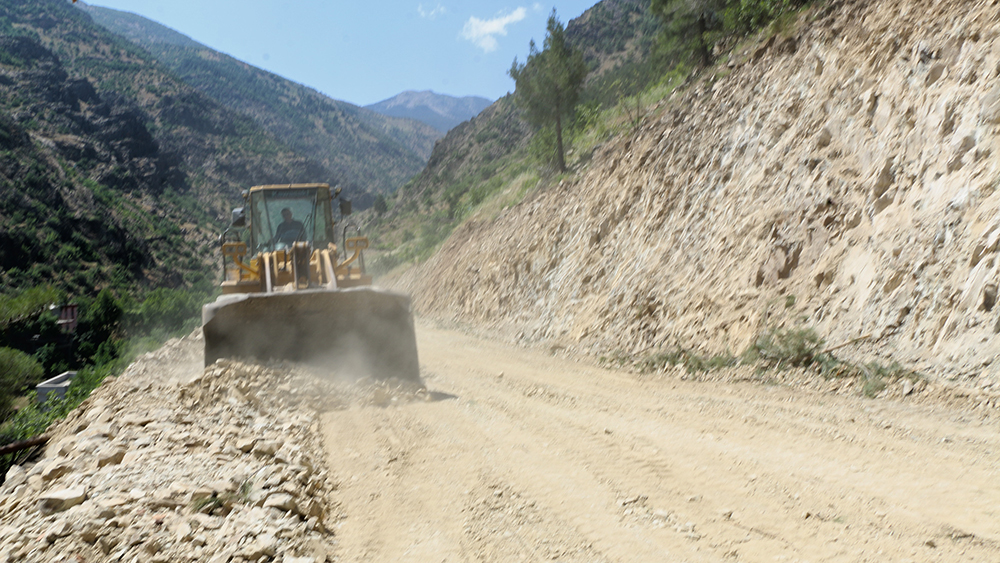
[365,91,493,133]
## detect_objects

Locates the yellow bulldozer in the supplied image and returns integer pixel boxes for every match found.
[201,183,420,382]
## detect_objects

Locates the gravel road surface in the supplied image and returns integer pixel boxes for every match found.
[321,323,1000,562]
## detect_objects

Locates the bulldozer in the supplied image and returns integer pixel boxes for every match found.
[201,183,420,382]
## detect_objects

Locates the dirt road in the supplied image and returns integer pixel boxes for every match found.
[321,323,1000,562]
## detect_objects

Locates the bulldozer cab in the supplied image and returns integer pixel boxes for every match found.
[249,185,335,254]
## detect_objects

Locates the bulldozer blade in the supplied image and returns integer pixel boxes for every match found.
[202,287,421,383]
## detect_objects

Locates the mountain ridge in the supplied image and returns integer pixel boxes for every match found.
[78,2,442,194]
[365,90,493,133]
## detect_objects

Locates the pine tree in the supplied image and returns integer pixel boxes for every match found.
[650,0,724,68]
[508,11,587,173]
[373,194,388,216]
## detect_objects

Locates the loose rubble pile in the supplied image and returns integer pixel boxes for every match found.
[0,332,427,563]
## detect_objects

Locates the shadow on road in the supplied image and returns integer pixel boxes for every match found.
[426,390,458,402]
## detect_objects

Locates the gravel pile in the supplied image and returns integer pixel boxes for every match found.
[0,330,428,563]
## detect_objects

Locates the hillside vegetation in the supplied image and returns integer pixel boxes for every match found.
[79,3,443,198]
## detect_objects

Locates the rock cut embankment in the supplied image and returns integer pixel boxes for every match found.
[396,0,1000,386]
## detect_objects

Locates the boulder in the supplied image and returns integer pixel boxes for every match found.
[96,446,126,468]
[263,492,297,513]
[37,487,87,515]
[40,458,73,481]
[253,440,283,457]
[3,465,26,490]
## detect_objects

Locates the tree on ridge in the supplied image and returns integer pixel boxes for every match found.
[508,10,587,173]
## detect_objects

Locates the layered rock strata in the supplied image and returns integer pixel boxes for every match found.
[396,0,1000,385]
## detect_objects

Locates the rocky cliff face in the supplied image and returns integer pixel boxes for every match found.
[395,0,1000,384]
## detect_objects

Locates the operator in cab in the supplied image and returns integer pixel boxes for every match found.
[273,207,305,248]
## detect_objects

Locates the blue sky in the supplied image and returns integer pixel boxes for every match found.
[81,1,599,106]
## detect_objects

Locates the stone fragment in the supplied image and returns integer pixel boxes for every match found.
[274,447,293,464]
[845,210,862,229]
[3,465,26,489]
[75,436,107,455]
[78,519,105,543]
[149,496,184,510]
[871,160,894,199]
[143,537,163,554]
[263,492,297,513]
[40,459,73,481]
[169,481,194,497]
[236,438,257,453]
[191,513,223,529]
[982,283,997,312]
[37,487,87,515]
[980,86,1000,124]
[208,479,236,494]
[241,533,277,559]
[174,520,193,542]
[207,548,236,563]
[98,496,128,510]
[902,379,914,396]
[98,535,118,555]
[253,440,282,457]
[44,519,72,543]
[925,62,946,86]
[301,498,324,519]
[97,446,126,468]
[249,488,269,506]
[121,451,145,465]
[53,437,77,457]
[80,422,117,439]
[815,127,832,148]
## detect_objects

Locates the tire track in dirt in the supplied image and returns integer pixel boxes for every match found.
[321,322,1000,562]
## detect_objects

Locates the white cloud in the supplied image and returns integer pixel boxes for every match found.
[418,3,446,19]
[460,7,527,53]
[532,3,544,11]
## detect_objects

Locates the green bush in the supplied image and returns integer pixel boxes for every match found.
[0,286,60,328]
[631,347,737,375]
[857,361,922,398]
[0,347,43,417]
[742,327,826,368]
[75,289,124,362]
[723,0,795,34]
[136,287,200,334]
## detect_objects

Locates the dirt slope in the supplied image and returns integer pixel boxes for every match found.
[392,0,1000,385]
[323,322,1000,562]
